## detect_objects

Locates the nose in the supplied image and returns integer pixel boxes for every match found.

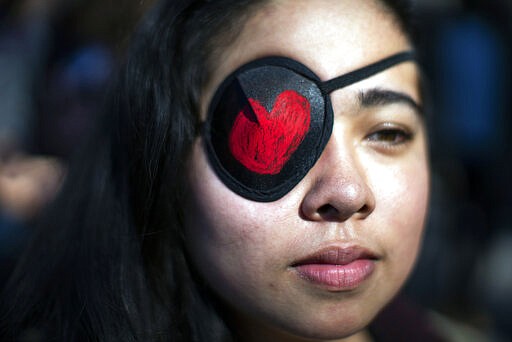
[300,135,375,222]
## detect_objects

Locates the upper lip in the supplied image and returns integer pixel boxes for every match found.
[291,246,379,266]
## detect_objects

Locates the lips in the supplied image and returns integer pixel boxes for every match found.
[291,246,378,291]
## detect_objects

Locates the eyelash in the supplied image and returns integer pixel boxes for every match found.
[365,125,414,150]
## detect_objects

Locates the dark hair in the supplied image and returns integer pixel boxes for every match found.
[0,0,415,341]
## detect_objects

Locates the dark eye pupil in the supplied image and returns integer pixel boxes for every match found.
[378,130,401,142]
[368,129,409,144]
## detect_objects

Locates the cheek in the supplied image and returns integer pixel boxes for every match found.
[183,140,289,301]
[367,153,429,277]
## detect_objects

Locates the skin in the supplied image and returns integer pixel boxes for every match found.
[184,0,430,341]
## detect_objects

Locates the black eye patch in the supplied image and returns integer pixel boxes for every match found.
[202,51,415,202]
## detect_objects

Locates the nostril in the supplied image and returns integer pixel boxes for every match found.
[318,204,335,216]
[314,203,372,221]
[300,178,375,222]
[359,204,370,214]
[316,204,343,221]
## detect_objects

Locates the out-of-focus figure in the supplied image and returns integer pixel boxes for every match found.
[0,0,69,283]
[0,0,154,284]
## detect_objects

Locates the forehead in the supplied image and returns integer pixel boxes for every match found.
[202,0,414,115]
[213,0,408,82]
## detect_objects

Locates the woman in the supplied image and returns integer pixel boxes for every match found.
[1,0,430,341]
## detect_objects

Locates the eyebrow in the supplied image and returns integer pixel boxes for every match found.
[358,88,423,116]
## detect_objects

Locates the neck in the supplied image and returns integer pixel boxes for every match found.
[231,316,374,342]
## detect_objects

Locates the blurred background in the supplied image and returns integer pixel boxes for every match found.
[0,0,155,281]
[0,0,510,340]
[404,0,512,341]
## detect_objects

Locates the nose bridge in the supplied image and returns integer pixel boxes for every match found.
[300,127,375,222]
[319,131,370,202]
[321,128,361,179]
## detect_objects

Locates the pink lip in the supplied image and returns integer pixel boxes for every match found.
[291,246,378,291]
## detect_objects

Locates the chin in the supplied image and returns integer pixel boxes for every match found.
[266,309,374,341]
[279,324,367,341]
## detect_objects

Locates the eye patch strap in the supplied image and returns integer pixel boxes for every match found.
[318,51,415,95]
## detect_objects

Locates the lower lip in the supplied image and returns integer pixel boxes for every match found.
[294,260,375,290]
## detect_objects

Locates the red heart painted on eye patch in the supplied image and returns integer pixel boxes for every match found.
[229,90,311,175]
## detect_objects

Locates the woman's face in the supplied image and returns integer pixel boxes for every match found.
[184,0,429,341]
